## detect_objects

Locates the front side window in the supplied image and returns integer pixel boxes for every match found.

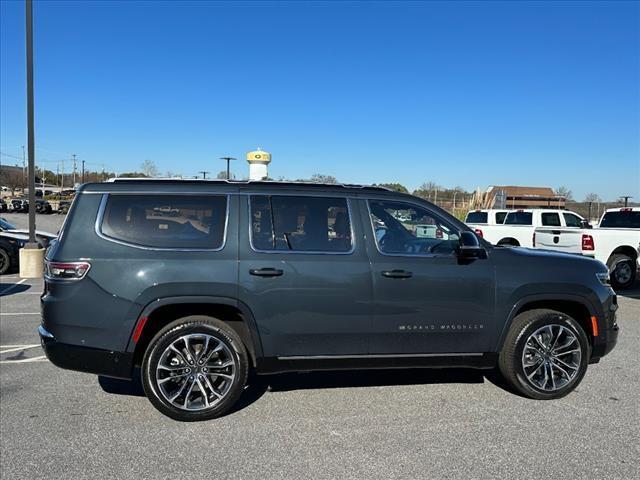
[250,195,352,252]
[101,195,227,249]
[368,200,459,255]
[563,213,583,228]
[541,212,561,227]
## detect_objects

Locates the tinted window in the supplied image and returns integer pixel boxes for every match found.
[600,211,640,228]
[495,212,507,224]
[368,200,459,255]
[541,213,561,227]
[250,195,352,252]
[101,195,227,249]
[504,212,533,225]
[465,211,488,224]
[563,213,583,228]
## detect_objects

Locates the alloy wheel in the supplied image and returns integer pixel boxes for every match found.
[521,324,581,392]
[155,333,236,411]
[613,262,632,285]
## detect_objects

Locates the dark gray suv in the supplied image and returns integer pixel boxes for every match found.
[40,180,619,421]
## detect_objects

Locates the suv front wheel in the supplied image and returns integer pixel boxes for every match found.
[499,309,589,399]
[142,316,249,421]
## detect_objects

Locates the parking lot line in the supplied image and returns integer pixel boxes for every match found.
[0,344,41,354]
[0,278,27,295]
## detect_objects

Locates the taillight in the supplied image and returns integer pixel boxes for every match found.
[436,229,443,239]
[45,261,91,280]
[582,234,595,251]
[474,228,483,238]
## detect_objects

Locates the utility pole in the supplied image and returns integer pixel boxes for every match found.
[60,158,64,190]
[620,196,632,207]
[81,160,85,183]
[72,154,77,186]
[220,157,236,179]
[21,145,26,185]
[199,171,210,179]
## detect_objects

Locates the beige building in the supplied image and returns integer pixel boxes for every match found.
[483,185,566,209]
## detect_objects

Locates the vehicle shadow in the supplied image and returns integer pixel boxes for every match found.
[99,367,496,415]
[617,283,640,299]
[0,283,31,296]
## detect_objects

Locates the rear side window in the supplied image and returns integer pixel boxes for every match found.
[504,212,533,225]
[100,195,227,249]
[541,212,561,226]
[465,211,488,224]
[495,212,508,224]
[250,195,352,252]
[600,211,640,228]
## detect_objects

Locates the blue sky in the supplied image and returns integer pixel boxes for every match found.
[1,0,638,200]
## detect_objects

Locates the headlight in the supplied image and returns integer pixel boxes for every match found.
[596,271,611,286]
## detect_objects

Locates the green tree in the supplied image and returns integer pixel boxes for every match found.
[375,183,408,193]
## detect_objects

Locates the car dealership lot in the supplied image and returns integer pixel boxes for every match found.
[1,213,639,479]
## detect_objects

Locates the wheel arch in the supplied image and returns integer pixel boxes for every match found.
[608,245,638,263]
[496,294,597,353]
[128,296,264,370]
[497,237,520,246]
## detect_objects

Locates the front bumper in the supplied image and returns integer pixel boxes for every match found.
[39,325,133,379]
[590,296,619,361]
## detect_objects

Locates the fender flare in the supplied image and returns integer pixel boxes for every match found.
[125,295,264,362]
[494,293,598,352]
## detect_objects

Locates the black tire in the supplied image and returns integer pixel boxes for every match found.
[142,315,249,421]
[498,309,590,400]
[607,254,637,290]
[0,247,11,275]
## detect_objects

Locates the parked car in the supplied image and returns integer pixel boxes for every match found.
[35,199,53,214]
[534,207,640,289]
[40,180,618,421]
[0,217,57,274]
[57,200,72,214]
[469,209,589,247]
[0,199,7,213]
[464,209,510,227]
[10,199,28,212]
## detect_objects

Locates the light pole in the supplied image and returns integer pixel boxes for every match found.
[25,0,37,247]
[82,160,85,183]
[220,157,236,180]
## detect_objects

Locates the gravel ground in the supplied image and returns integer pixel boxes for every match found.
[1,212,638,479]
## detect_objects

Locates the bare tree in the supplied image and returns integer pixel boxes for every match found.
[584,192,602,203]
[555,186,573,201]
[0,168,25,195]
[141,160,159,177]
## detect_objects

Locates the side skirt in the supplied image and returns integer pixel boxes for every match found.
[255,353,498,375]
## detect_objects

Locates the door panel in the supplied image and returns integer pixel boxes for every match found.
[362,198,496,354]
[238,195,372,357]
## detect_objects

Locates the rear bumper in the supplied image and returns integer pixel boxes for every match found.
[39,325,133,379]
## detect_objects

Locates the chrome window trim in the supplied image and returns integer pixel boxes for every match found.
[247,194,357,255]
[94,193,230,252]
[365,199,458,259]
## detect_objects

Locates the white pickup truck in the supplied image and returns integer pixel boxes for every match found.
[534,207,640,289]
[467,209,588,248]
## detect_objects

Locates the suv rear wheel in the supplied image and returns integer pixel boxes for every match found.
[142,315,249,421]
[499,309,589,399]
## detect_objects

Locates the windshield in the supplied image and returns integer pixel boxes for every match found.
[504,212,533,225]
[0,218,17,230]
[600,211,640,228]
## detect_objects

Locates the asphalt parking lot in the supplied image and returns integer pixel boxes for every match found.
[1,212,639,479]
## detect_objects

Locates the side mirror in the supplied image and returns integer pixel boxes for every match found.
[580,220,592,229]
[456,231,487,260]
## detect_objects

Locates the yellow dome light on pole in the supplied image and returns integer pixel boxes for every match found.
[247,148,271,181]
